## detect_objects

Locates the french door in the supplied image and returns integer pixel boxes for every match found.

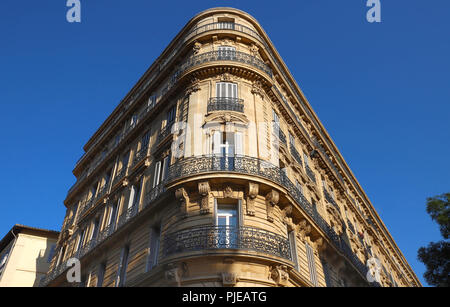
[216,204,238,248]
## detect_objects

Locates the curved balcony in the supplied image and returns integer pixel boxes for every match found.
[162,225,292,261]
[179,50,272,78]
[166,155,378,285]
[207,97,244,113]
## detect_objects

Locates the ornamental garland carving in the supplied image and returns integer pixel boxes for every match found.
[251,80,265,99]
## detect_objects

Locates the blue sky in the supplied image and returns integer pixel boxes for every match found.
[0,1,448,286]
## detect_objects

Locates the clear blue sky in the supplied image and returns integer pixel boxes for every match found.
[0,1,448,286]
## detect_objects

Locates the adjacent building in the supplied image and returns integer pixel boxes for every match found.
[0,225,59,287]
[42,7,421,287]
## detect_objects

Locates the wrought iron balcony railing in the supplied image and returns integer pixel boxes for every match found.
[323,188,338,209]
[305,164,316,183]
[166,155,379,286]
[112,167,127,186]
[179,50,272,77]
[157,123,174,144]
[162,225,292,261]
[290,144,302,166]
[207,97,244,113]
[132,145,148,168]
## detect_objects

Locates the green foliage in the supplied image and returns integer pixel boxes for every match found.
[418,193,450,287]
[426,193,450,239]
[417,241,450,287]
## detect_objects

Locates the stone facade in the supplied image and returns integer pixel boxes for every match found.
[42,7,421,287]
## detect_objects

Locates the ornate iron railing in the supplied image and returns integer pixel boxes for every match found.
[179,50,272,77]
[290,144,302,166]
[323,188,338,208]
[166,155,379,286]
[162,225,291,261]
[207,97,244,113]
[278,129,287,147]
[157,123,174,144]
[112,167,126,186]
[305,164,316,183]
[132,146,148,167]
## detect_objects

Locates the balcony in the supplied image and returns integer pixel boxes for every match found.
[180,50,272,78]
[323,188,338,208]
[167,155,378,285]
[290,144,302,166]
[305,164,316,183]
[207,97,244,113]
[157,123,174,145]
[112,167,127,186]
[162,225,292,261]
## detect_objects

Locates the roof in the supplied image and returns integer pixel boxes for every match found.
[0,224,60,252]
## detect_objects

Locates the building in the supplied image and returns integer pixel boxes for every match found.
[42,7,421,287]
[0,225,59,287]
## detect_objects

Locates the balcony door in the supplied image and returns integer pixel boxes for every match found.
[217,46,236,60]
[216,203,238,248]
[212,131,243,170]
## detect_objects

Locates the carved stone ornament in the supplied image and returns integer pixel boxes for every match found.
[265,189,279,222]
[165,262,187,286]
[186,77,201,96]
[193,41,202,54]
[270,265,290,287]
[251,80,265,98]
[297,219,312,241]
[246,182,259,216]
[222,272,239,286]
[175,187,189,218]
[223,185,233,198]
[198,181,211,214]
[249,43,259,57]
[219,72,234,82]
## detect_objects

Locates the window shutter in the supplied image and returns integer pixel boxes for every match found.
[306,243,318,286]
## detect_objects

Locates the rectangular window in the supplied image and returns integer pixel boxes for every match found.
[216,82,237,99]
[146,226,161,271]
[289,132,295,145]
[77,229,86,251]
[167,105,176,124]
[116,246,129,287]
[147,95,156,108]
[306,243,318,286]
[47,244,56,263]
[215,200,239,249]
[152,161,162,188]
[289,230,299,272]
[97,262,106,287]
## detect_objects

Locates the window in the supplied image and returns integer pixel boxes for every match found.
[217,46,236,59]
[127,182,141,210]
[306,243,318,286]
[56,245,66,267]
[152,154,171,188]
[107,201,119,228]
[104,169,112,188]
[47,244,56,263]
[120,152,130,171]
[217,21,235,30]
[289,230,299,271]
[97,262,106,287]
[321,259,333,287]
[77,228,86,251]
[166,105,176,125]
[295,180,303,195]
[90,218,100,241]
[215,200,239,248]
[216,82,237,99]
[304,153,309,166]
[0,250,10,277]
[90,182,98,199]
[289,132,295,146]
[115,246,129,287]
[146,226,161,271]
[147,95,156,108]
[212,131,243,156]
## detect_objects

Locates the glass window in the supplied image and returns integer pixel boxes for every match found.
[216,202,239,248]
[116,246,129,287]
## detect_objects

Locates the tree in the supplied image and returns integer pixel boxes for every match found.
[417,193,450,287]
